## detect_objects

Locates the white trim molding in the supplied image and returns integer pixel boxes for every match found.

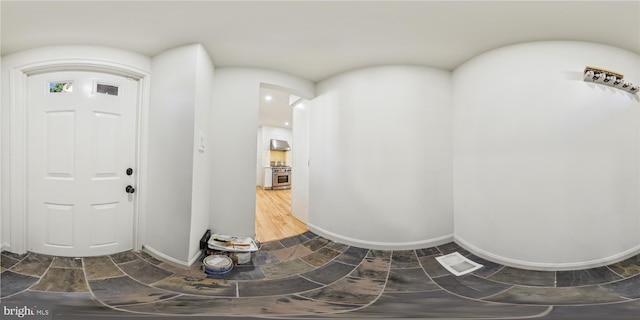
[4,51,151,256]
[9,68,28,254]
[454,235,640,271]
[142,244,201,268]
[308,223,453,250]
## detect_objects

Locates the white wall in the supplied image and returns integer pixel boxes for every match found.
[256,130,263,186]
[0,54,3,251]
[1,45,151,253]
[1,53,6,251]
[146,44,214,264]
[210,68,314,238]
[292,101,311,223]
[309,66,453,249]
[453,41,640,270]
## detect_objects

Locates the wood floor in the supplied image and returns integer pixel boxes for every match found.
[255,187,307,242]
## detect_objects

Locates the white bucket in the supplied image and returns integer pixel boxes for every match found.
[203,255,233,275]
[236,252,251,264]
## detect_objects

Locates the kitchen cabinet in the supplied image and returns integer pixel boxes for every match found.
[263,167,273,189]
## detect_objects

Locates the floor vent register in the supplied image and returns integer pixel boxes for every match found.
[436,252,483,276]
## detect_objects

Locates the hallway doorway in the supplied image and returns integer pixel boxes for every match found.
[255,83,309,242]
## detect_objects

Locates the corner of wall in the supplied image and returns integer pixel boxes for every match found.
[143,243,202,268]
[188,44,215,261]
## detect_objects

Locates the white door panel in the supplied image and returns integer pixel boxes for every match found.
[45,111,76,177]
[89,202,118,247]
[44,203,75,247]
[28,71,137,257]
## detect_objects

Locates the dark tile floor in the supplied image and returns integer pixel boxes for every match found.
[1,232,639,319]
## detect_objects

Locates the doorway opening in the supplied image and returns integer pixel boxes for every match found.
[255,83,309,242]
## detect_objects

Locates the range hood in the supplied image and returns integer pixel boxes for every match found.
[270,139,291,151]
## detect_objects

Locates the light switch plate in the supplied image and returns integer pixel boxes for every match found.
[199,132,205,152]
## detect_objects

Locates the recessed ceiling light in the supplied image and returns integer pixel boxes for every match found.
[265,95,272,101]
[285,122,289,126]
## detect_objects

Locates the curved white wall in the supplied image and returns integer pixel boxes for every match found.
[453,41,640,270]
[309,66,453,249]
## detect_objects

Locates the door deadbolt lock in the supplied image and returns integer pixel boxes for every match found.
[126,168,133,176]
[125,185,135,194]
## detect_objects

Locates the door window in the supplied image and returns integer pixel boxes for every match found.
[49,81,74,93]
[96,83,119,96]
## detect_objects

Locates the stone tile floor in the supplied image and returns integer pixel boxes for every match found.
[1,231,639,319]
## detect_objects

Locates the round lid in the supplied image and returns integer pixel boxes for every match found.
[203,255,233,269]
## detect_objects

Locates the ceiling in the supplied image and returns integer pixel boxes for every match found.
[2,1,639,128]
[258,86,296,129]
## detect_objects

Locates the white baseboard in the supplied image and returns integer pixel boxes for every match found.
[454,235,640,271]
[307,223,453,250]
[188,250,203,266]
[142,244,200,269]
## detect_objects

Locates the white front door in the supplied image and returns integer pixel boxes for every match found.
[27,71,138,257]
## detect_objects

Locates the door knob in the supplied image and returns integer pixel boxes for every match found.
[125,185,135,194]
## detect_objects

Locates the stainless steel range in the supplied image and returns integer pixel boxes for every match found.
[272,166,291,190]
